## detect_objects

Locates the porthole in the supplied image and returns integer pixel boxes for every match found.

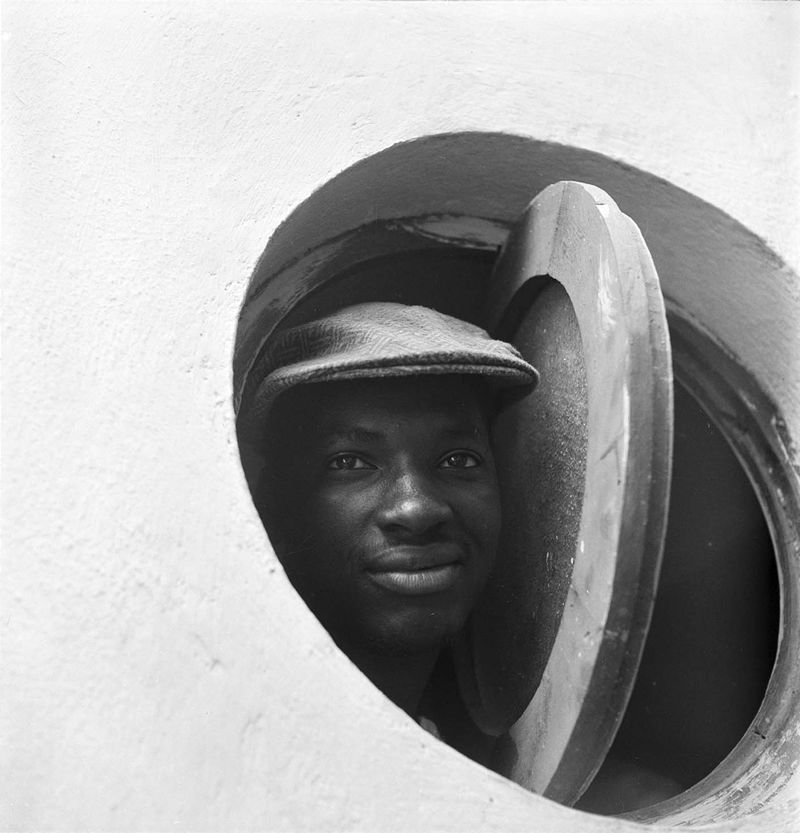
[234,133,798,823]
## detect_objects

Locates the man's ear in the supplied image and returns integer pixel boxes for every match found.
[253,449,311,561]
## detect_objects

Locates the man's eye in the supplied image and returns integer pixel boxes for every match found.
[327,454,373,471]
[439,451,481,469]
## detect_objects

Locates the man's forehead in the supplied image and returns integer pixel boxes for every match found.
[278,375,491,440]
[318,420,488,444]
[310,376,486,416]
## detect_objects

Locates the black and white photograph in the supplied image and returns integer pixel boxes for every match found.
[3,2,799,830]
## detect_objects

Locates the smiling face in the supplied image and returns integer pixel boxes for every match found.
[262,375,501,659]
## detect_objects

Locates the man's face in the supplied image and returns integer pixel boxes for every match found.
[265,375,501,657]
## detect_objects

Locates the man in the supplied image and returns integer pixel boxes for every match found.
[240,302,538,727]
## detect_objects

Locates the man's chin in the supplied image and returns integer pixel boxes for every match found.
[355,612,469,658]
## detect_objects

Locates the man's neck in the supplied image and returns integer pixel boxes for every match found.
[343,643,442,717]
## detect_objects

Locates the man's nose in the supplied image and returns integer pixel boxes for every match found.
[377,469,454,537]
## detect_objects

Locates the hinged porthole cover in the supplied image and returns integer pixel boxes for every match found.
[455,182,673,804]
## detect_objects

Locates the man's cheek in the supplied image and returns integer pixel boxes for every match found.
[313,487,368,527]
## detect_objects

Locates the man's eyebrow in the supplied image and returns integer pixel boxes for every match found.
[322,427,385,444]
[438,423,488,441]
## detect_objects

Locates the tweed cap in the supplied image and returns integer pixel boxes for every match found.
[240,302,538,434]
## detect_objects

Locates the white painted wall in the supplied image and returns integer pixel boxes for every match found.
[3,2,798,830]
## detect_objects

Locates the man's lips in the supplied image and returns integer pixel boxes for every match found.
[366,545,465,595]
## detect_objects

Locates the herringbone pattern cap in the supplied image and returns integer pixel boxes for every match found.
[240,302,539,435]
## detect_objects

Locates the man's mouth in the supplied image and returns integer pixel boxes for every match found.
[366,545,464,595]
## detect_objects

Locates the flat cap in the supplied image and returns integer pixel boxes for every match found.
[239,302,538,434]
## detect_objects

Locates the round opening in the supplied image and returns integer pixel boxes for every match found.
[234,132,798,824]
